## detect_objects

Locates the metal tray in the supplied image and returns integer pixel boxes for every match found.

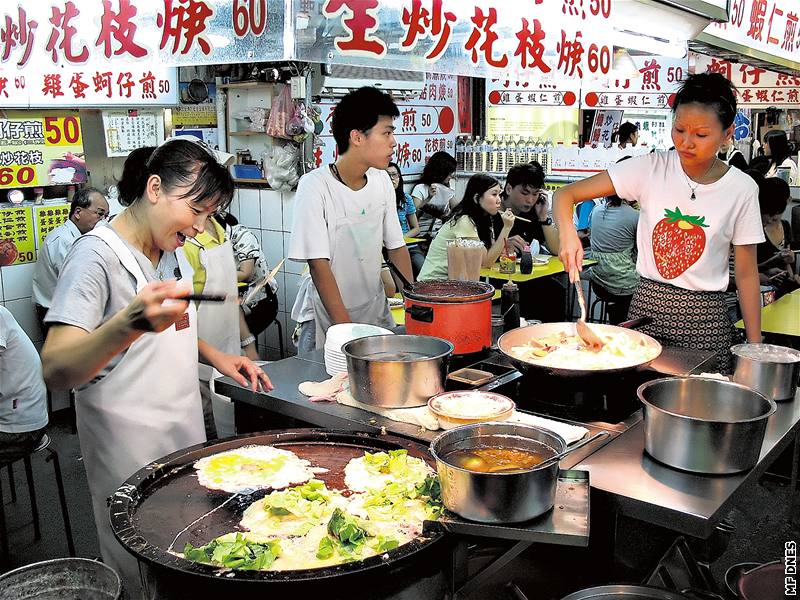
[422,469,590,546]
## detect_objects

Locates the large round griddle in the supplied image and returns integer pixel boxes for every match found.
[109,429,444,587]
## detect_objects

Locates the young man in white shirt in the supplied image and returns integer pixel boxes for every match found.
[288,87,414,351]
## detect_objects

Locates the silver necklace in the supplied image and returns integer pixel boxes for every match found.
[683,159,719,201]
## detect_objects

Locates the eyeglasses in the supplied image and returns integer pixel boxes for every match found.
[85,207,109,219]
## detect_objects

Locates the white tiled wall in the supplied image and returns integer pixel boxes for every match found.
[0,262,41,343]
[229,187,299,360]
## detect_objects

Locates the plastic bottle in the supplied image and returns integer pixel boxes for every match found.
[519,244,533,275]
[464,136,474,172]
[507,136,519,169]
[456,135,465,172]
[489,136,500,173]
[478,136,489,172]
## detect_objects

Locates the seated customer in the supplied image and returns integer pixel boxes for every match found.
[418,174,514,280]
[589,187,640,324]
[501,162,560,256]
[756,177,799,296]
[388,162,425,276]
[0,306,48,462]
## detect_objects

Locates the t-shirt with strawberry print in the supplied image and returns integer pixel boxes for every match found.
[607,150,764,292]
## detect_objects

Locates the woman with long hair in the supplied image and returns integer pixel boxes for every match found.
[418,173,514,280]
[764,129,798,185]
[614,121,639,150]
[411,151,458,237]
[555,73,764,372]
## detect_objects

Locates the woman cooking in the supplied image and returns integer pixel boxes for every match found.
[40,139,272,594]
[555,73,764,372]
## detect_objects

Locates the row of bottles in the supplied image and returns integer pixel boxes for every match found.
[455,135,553,175]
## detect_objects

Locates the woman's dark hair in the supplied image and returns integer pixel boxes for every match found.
[748,156,771,177]
[419,151,457,186]
[331,86,400,154]
[605,156,632,208]
[118,139,234,210]
[387,161,406,210]
[672,72,737,129]
[448,173,501,249]
[613,122,638,145]
[764,130,792,169]
[757,176,790,216]
[118,146,156,206]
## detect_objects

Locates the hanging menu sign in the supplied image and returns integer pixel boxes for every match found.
[0,205,35,265]
[315,73,458,179]
[581,56,688,109]
[34,203,69,248]
[699,0,800,71]
[694,52,800,107]
[0,111,86,188]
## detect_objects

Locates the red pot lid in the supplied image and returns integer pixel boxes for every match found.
[405,280,495,303]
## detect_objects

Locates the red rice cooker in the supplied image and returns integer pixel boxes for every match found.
[404,280,494,354]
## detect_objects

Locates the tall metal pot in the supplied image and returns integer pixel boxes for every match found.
[342,334,453,408]
[430,422,566,523]
[638,377,776,474]
[731,343,800,401]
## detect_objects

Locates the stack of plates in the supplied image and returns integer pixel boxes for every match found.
[324,323,394,376]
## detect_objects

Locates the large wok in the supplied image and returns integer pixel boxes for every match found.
[497,319,662,378]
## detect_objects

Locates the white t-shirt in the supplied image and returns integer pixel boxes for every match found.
[288,166,404,313]
[412,183,454,236]
[31,218,81,308]
[0,307,48,433]
[607,151,764,292]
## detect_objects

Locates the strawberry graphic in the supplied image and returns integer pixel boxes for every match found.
[651,207,709,279]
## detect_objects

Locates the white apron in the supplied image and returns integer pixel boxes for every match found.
[77,226,206,595]
[311,209,394,349]
[185,239,240,438]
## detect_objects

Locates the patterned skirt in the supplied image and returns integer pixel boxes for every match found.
[627,278,736,373]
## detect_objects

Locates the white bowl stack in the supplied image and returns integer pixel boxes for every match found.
[324,323,394,376]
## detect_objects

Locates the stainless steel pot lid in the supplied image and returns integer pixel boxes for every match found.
[404,280,495,303]
[560,584,690,599]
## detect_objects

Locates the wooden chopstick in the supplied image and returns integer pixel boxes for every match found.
[514,215,532,222]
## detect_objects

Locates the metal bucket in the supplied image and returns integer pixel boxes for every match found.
[430,422,566,523]
[638,377,776,474]
[342,334,453,408]
[0,558,122,600]
[731,343,800,401]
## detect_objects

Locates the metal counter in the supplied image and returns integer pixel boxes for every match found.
[575,391,800,538]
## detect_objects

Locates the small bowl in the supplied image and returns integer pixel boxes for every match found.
[428,391,515,429]
[725,562,760,598]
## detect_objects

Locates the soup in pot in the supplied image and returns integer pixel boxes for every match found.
[443,444,556,473]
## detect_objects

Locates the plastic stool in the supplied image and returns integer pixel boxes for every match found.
[0,433,76,565]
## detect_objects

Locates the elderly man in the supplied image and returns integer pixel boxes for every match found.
[32,187,109,331]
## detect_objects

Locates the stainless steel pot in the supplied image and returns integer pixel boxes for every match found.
[0,558,122,599]
[430,422,566,523]
[560,585,690,599]
[731,343,800,401]
[638,377,776,474]
[342,334,453,408]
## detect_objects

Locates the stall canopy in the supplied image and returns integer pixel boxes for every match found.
[690,0,800,75]
[0,1,724,97]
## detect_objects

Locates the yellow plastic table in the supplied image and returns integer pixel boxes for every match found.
[404,236,425,244]
[481,257,597,282]
[736,288,800,337]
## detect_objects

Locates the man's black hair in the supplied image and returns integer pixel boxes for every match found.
[331,87,400,154]
[505,162,545,192]
[69,186,104,218]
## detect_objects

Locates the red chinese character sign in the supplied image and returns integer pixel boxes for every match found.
[316,74,458,179]
[0,1,287,107]
[296,0,614,82]
[693,52,800,107]
[700,0,800,72]
[581,55,688,110]
[0,110,85,189]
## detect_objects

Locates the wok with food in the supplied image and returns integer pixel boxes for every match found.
[498,321,662,376]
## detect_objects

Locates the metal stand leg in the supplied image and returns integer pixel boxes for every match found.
[46,448,75,556]
[453,540,533,599]
[7,463,16,503]
[275,319,286,359]
[69,389,77,434]
[23,456,41,540]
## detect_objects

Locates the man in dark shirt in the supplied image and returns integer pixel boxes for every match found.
[494,163,566,322]
[498,163,560,255]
